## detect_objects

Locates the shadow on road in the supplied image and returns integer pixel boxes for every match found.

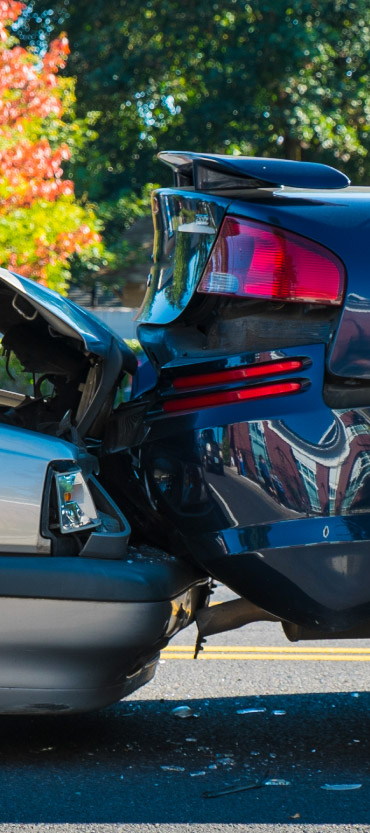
[1,691,370,823]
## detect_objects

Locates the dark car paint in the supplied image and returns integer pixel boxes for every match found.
[127,181,370,636]
[138,187,370,378]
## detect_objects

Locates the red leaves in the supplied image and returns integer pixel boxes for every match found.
[0,2,103,291]
[0,3,73,208]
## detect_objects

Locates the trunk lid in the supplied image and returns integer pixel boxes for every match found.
[138,153,370,382]
[0,267,137,440]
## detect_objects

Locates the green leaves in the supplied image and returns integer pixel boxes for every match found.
[14,0,370,297]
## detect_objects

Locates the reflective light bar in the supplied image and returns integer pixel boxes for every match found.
[163,380,303,413]
[172,359,304,390]
[198,216,345,304]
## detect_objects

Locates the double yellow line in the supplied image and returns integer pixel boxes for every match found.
[162,645,370,662]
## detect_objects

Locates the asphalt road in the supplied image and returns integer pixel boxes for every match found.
[2,585,370,833]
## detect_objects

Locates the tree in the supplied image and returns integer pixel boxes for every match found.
[0,0,105,293]
[16,0,370,296]
[18,1,370,178]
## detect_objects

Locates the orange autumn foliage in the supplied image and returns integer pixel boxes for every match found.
[0,0,103,290]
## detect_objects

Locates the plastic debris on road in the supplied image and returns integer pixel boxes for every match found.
[271,710,286,715]
[171,705,198,718]
[204,778,266,798]
[264,778,290,786]
[236,708,266,715]
[190,771,206,777]
[321,783,362,791]
[160,765,185,772]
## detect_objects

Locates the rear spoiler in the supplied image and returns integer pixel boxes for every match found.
[158,151,350,191]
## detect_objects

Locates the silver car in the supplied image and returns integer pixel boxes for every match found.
[0,267,205,714]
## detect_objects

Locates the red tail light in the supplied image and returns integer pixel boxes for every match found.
[163,380,303,413]
[172,358,304,390]
[197,216,345,304]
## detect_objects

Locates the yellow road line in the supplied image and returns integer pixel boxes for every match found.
[163,652,370,661]
[162,645,370,661]
[163,644,370,654]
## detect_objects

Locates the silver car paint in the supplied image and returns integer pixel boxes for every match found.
[0,424,80,553]
[0,591,195,713]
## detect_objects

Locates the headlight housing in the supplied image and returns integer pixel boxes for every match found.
[55,468,100,534]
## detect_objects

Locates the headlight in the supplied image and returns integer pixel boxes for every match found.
[55,468,100,534]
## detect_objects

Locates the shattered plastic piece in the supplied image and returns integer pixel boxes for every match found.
[172,705,195,718]
[272,710,286,715]
[237,708,266,715]
[264,777,289,787]
[190,771,206,777]
[351,692,360,698]
[161,765,185,772]
[290,813,300,819]
[321,783,362,791]
[209,764,218,770]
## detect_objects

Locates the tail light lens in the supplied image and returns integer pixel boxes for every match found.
[198,216,345,305]
[55,468,100,534]
[163,380,303,413]
[172,358,304,390]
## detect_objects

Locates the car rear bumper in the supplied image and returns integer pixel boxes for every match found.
[190,404,370,632]
[0,550,206,713]
[140,352,370,633]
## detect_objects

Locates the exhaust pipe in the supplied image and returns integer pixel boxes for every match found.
[195,597,279,638]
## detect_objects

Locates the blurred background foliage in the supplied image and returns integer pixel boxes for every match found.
[10,0,370,298]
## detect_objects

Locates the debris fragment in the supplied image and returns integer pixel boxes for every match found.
[171,705,196,718]
[204,779,265,798]
[190,771,206,777]
[321,783,362,791]
[161,765,185,772]
[351,692,360,698]
[236,708,266,715]
[271,710,286,716]
[264,779,291,786]
[290,813,300,819]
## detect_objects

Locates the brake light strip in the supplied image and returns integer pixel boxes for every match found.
[172,359,304,390]
[163,380,303,413]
